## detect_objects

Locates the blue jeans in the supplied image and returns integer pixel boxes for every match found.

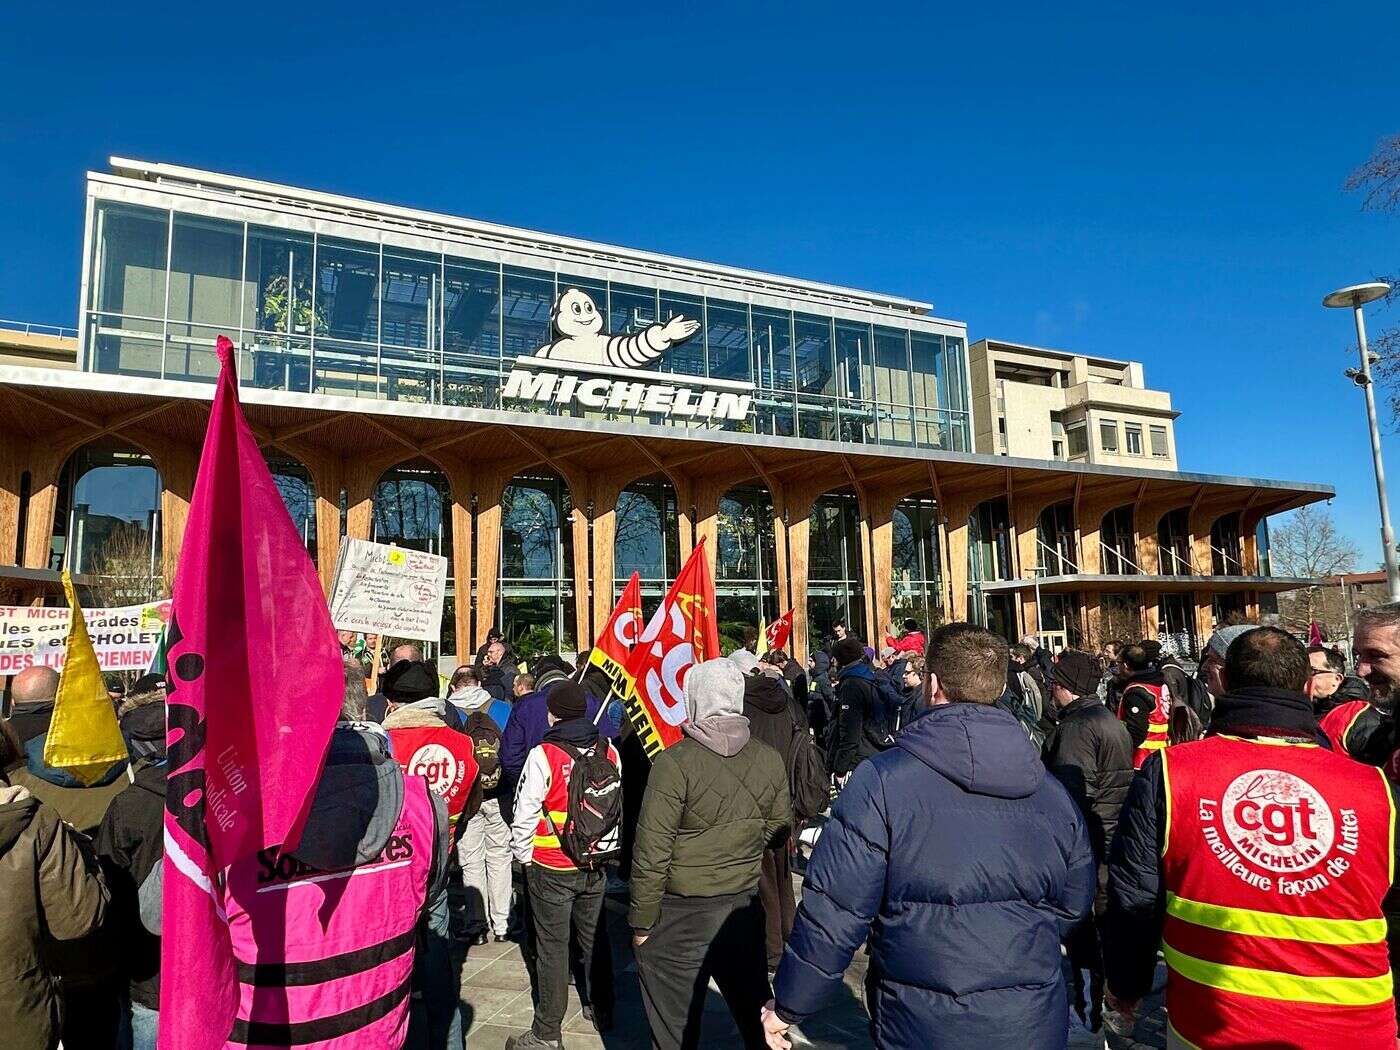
[117,998,159,1050]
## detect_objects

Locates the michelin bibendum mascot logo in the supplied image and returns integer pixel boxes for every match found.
[534,288,700,368]
[504,287,751,423]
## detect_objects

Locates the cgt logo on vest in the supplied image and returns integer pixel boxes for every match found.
[1221,769,1336,875]
[407,743,468,799]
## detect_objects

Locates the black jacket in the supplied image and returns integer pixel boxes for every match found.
[826,661,889,777]
[1042,695,1134,863]
[95,760,166,1009]
[1105,688,1400,1007]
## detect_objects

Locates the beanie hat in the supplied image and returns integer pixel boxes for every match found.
[547,680,588,721]
[382,660,438,702]
[129,672,166,696]
[832,637,865,668]
[1052,650,1101,698]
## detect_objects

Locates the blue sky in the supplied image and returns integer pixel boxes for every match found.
[2,2,1397,559]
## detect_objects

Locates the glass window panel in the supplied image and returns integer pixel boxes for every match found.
[1150,425,1169,457]
[88,315,162,378]
[442,258,501,409]
[794,314,835,397]
[313,339,379,399]
[380,248,439,351]
[317,238,380,344]
[614,484,667,581]
[167,214,242,333]
[244,226,316,337]
[372,466,451,559]
[93,202,169,320]
[502,267,555,359]
[265,452,317,559]
[835,321,872,401]
[943,337,968,414]
[910,331,943,410]
[1125,423,1144,455]
[797,395,838,441]
[873,326,912,405]
[163,322,226,384]
[658,291,706,377]
[609,284,658,341]
[52,442,162,582]
[878,403,914,446]
[717,493,759,581]
[706,300,751,382]
[1100,419,1119,452]
[752,307,794,393]
[501,478,562,581]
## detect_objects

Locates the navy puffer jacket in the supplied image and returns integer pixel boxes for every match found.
[773,701,1096,1049]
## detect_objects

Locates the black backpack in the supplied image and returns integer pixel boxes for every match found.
[464,710,504,792]
[786,719,831,823]
[545,739,623,871]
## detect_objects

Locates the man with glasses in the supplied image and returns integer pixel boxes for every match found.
[896,657,926,732]
[1306,644,1368,718]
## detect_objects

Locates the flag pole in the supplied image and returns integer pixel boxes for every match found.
[367,633,385,695]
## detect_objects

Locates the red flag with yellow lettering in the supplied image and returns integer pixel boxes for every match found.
[620,540,720,758]
[765,609,794,654]
[586,571,643,699]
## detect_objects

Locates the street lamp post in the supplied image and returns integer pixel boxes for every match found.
[1324,281,1399,602]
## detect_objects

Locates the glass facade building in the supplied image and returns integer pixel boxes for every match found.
[83,199,972,451]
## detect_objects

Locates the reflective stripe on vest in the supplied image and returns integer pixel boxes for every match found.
[532,743,580,870]
[1122,682,1171,769]
[1160,736,1397,1049]
[222,775,435,1047]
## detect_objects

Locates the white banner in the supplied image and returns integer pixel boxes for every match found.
[0,600,171,674]
[328,539,447,643]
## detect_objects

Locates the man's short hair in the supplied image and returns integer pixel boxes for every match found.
[1226,626,1309,692]
[1120,643,1151,673]
[1354,603,1400,634]
[1009,642,1034,662]
[927,624,1009,704]
[513,672,536,692]
[390,642,423,664]
[903,617,920,632]
[1140,639,1162,663]
[341,657,369,721]
[1307,645,1346,676]
[903,655,926,678]
[450,667,481,690]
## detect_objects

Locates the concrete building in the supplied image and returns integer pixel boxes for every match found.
[970,339,1179,470]
[0,159,1328,661]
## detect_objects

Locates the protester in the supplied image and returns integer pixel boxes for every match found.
[1,714,111,1050]
[825,637,891,778]
[895,655,925,731]
[447,667,513,945]
[480,639,517,700]
[502,656,614,794]
[1008,642,1047,724]
[1321,605,1400,768]
[1114,643,1171,768]
[631,659,790,1050]
[765,624,1095,1049]
[367,642,426,722]
[806,649,836,741]
[513,672,536,699]
[883,617,926,655]
[1021,632,1056,681]
[1196,624,1252,701]
[740,656,826,971]
[6,664,128,833]
[1105,626,1400,1048]
[94,675,169,1049]
[509,682,622,1049]
[1306,644,1367,718]
[220,657,451,1048]
[1041,649,1134,1032]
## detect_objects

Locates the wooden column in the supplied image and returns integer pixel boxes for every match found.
[22,445,67,570]
[863,489,902,646]
[147,439,199,592]
[1194,590,1215,647]
[1142,591,1161,640]
[1189,505,1218,578]
[0,430,28,567]
[782,481,833,660]
[472,472,511,652]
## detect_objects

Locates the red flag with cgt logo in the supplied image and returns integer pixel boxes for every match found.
[620,540,720,759]
[765,609,794,654]
[587,571,643,699]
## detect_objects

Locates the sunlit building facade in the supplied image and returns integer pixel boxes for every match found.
[0,160,1327,661]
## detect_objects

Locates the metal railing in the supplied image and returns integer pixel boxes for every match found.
[1211,544,1245,575]
[0,319,78,339]
[1037,537,1080,576]
[1100,539,1143,575]
[1158,545,1196,576]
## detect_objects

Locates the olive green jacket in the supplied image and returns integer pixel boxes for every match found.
[629,735,791,930]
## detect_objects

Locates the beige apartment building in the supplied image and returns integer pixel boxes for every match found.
[969,339,1179,471]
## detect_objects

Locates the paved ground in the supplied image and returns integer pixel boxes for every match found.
[453,881,1171,1049]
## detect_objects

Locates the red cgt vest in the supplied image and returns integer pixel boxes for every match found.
[1160,735,1397,1049]
[1120,681,1171,769]
[388,725,479,829]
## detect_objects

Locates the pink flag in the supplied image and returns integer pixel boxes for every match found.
[160,336,342,1049]
[1308,621,1324,647]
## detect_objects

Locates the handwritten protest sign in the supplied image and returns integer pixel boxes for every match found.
[328,538,448,642]
[0,600,171,674]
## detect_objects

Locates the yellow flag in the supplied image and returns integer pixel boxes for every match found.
[43,572,128,785]
[756,616,769,656]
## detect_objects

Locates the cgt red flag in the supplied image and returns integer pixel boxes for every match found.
[765,609,794,654]
[621,540,720,758]
[587,571,643,700]
[159,336,343,1049]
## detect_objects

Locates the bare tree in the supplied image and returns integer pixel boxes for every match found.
[1345,134,1400,422]
[1271,507,1361,637]
[88,523,166,609]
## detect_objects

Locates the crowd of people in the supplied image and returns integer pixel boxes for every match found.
[4,604,1400,1049]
